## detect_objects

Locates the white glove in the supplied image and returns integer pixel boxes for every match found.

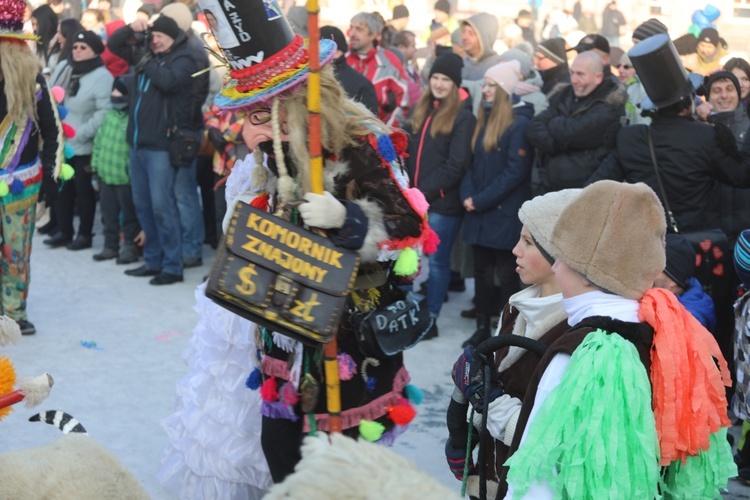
[472,393,522,444]
[298,191,346,229]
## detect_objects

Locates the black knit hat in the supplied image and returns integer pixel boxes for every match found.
[664,233,695,290]
[537,38,567,65]
[320,25,347,54]
[74,30,104,55]
[632,18,668,42]
[698,27,719,46]
[393,5,409,20]
[151,15,181,40]
[702,70,741,102]
[429,52,463,87]
[434,0,451,15]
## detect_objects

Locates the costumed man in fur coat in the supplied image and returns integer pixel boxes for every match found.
[197,0,435,484]
[0,0,61,335]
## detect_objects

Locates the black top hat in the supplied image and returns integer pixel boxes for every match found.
[198,0,335,112]
[628,34,702,110]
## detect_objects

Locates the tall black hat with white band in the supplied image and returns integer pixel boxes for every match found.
[628,33,703,110]
[197,0,335,112]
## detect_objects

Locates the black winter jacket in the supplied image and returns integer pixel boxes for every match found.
[405,104,476,215]
[108,26,196,151]
[527,78,626,192]
[588,115,750,232]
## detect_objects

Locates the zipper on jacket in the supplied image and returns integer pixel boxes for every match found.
[413,113,433,187]
[133,74,150,147]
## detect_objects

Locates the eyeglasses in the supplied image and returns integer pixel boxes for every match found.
[617,64,631,70]
[244,107,288,135]
[72,44,90,51]
[248,107,271,126]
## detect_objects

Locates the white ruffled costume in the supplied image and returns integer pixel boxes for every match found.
[157,155,274,499]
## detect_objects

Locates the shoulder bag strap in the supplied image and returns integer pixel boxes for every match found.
[647,126,680,233]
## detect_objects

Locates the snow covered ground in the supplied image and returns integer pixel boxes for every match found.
[2,228,749,499]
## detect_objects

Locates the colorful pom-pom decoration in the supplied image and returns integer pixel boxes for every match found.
[338,352,357,381]
[388,402,417,426]
[404,384,424,405]
[359,419,385,442]
[377,134,397,163]
[423,228,440,255]
[393,247,419,276]
[404,187,429,215]
[250,192,270,211]
[63,143,75,160]
[245,367,262,390]
[57,104,68,121]
[51,86,65,103]
[0,182,9,197]
[62,122,76,139]
[280,382,300,406]
[60,163,75,181]
[9,179,24,195]
[260,376,279,402]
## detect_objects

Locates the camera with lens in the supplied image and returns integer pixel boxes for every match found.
[131,28,152,46]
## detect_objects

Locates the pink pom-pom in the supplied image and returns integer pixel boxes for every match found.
[338,353,357,381]
[404,188,429,215]
[51,86,65,103]
[62,122,76,139]
[260,376,279,402]
[423,227,440,255]
[280,382,300,406]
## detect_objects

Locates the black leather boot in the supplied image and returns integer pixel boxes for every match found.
[462,314,491,348]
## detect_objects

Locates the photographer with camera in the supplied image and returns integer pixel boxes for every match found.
[108,16,197,285]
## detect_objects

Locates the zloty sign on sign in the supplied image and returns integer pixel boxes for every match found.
[206,202,360,345]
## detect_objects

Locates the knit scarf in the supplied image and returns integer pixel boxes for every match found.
[67,56,104,97]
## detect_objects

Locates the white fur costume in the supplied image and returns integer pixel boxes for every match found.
[157,155,273,498]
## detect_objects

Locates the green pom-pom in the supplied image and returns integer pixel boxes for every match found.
[0,181,9,197]
[405,384,424,405]
[60,163,75,181]
[393,247,418,276]
[359,419,385,442]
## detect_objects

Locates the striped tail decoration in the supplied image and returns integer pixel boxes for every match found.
[29,410,87,434]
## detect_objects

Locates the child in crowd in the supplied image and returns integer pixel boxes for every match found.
[91,77,140,264]
[653,233,716,331]
[732,229,750,480]
[448,189,578,498]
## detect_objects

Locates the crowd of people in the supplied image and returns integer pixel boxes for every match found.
[7,0,750,497]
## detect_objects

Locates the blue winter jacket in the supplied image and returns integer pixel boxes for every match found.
[678,277,716,332]
[460,98,534,250]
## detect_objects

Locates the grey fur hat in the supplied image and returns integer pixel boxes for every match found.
[518,189,581,264]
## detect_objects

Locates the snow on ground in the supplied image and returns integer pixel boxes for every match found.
[1,228,749,499]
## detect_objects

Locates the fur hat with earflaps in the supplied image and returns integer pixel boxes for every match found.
[196,0,335,113]
[549,180,667,300]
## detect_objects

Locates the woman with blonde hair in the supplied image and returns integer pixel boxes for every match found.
[405,51,476,339]
[459,60,533,348]
[0,0,61,334]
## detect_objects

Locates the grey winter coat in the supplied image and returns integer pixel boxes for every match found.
[50,61,113,156]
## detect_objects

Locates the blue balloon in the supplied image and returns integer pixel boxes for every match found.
[692,10,711,30]
[703,4,720,22]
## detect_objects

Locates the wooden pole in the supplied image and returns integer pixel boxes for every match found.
[307,0,341,434]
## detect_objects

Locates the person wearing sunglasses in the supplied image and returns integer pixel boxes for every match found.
[617,54,649,125]
[47,30,113,252]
